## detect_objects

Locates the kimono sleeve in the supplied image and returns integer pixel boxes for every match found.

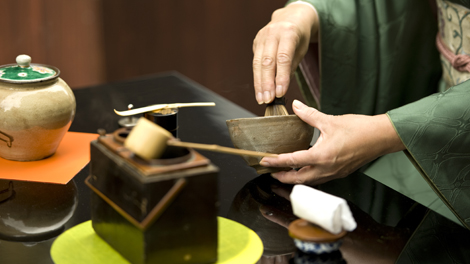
[387,81,470,229]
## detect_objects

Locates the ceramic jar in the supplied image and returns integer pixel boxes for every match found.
[0,55,76,161]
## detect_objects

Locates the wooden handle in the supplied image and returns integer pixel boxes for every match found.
[114,102,216,116]
[167,139,277,158]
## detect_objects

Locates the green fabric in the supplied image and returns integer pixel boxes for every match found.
[396,209,470,263]
[287,0,470,229]
[287,0,442,115]
[294,67,319,109]
[388,82,470,229]
[363,151,460,226]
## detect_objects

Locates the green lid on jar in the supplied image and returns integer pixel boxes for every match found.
[0,55,60,83]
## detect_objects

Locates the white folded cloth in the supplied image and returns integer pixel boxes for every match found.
[290,185,357,234]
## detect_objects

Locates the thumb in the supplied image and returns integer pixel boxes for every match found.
[292,99,325,128]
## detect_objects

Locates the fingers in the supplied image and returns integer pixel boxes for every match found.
[271,168,309,185]
[292,99,324,128]
[253,34,266,104]
[253,26,298,104]
[271,166,332,185]
[275,33,296,98]
[260,149,314,169]
[260,34,278,104]
[253,29,277,104]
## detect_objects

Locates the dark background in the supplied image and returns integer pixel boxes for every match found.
[2,0,304,116]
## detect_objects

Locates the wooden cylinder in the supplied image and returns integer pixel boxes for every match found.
[124,117,173,160]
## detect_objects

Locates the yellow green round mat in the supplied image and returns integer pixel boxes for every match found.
[51,217,263,264]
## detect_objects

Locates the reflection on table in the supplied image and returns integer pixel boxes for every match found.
[0,72,469,264]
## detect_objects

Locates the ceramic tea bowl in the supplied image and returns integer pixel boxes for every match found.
[226,115,314,174]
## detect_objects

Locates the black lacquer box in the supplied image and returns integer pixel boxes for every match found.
[85,129,219,264]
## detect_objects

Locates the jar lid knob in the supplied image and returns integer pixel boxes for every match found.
[16,55,31,68]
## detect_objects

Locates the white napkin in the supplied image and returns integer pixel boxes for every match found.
[290,185,357,234]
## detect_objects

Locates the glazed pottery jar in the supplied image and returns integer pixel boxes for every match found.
[0,55,76,161]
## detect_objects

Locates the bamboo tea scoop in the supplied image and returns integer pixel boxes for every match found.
[125,117,277,160]
[114,102,216,116]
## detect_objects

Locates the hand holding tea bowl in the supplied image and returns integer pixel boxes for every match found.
[226,101,315,175]
[259,100,405,186]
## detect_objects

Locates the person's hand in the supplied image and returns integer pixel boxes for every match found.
[253,4,319,104]
[260,100,406,185]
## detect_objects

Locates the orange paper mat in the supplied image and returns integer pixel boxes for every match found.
[0,132,97,184]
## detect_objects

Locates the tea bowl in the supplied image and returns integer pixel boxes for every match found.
[226,115,314,174]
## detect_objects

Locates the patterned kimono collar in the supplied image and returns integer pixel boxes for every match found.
[437,0,470,87]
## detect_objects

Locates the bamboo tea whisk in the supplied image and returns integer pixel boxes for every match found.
[264,97,289,116]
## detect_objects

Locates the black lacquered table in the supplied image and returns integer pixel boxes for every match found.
[1,72,469,264]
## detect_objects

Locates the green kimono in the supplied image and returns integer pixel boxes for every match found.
[287,0,470,229]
